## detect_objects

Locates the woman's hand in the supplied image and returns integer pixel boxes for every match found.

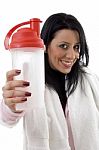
[2,69,31,113]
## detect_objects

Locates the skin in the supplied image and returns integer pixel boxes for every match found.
[2,29,80,113]
[2,69,31,113]
[47,29,80,74]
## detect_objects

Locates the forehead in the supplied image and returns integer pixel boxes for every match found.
[53,29,80,43]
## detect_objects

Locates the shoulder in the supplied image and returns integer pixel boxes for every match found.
[74,67,99,97]
[78,67,99,99]
[82,67,99,83]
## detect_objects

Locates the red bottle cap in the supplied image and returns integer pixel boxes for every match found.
[4,18,44,50]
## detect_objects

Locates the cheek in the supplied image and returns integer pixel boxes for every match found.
[74,52,79,59]
[48,48,59,61]
[47,50,60,69]
[73,53,79,64]
[47,50,55,65]
[76,53,80,59]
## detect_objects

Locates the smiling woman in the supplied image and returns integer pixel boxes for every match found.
[0,12,99,150]
[47,29,80,74]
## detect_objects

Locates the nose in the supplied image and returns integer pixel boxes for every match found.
[65,47,75,60]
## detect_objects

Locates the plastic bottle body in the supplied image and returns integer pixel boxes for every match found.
[11,47,45,111]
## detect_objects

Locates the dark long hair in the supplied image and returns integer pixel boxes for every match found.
[41,13,89,96]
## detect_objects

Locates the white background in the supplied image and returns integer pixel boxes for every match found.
[0,0,99,149]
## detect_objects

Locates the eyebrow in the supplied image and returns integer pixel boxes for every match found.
[59,41,80,45]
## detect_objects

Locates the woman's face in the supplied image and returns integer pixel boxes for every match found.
[47,29,80,74]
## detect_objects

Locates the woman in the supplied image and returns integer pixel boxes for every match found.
[1,13,99,150]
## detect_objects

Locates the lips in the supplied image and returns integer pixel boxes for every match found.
[61,60,73,68]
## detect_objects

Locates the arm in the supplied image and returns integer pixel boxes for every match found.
[0,98,24,127]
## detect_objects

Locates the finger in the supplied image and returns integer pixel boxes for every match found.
[3,80,30,90]
[6,104,23,113]
[5,97,27,113]
[3,90,31,98]
[6,69,21,81]
[5,97,27,106]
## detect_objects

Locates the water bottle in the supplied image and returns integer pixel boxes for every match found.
[4,18,45,111]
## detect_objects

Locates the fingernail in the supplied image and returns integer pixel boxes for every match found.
[22,98,27,101]
[23,82,30,86]
[16,70,21,74]
[25,92,31,96]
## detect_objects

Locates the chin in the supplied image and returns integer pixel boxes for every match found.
[60,68,72,74]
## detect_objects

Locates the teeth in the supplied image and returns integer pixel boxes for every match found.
[61,60,72,65]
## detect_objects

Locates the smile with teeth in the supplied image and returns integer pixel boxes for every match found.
[61,60,73,67]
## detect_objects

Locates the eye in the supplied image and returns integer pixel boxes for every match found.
[74,44,80,52]
[59,44,68,49]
